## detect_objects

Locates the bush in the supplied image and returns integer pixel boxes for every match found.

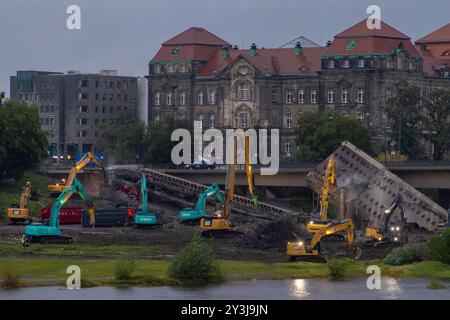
[428,228,450,264]
[0,265,21,289]
[326,258,350,280]
[114,252,137,281]
[384,243,430,265]
[167,234,223,284]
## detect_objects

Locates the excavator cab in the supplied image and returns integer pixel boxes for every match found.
[7,181,33,225]
[179,183,224,224]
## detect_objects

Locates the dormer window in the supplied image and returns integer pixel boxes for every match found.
[239,66,249,76]
[328,60,335,69]
[154,65,161,73]
[358,59,365,68]
[343,60,350,68]
[442,50,449,57]
[167,64,175,73]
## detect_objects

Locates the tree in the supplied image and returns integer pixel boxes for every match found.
[97,112,145,162]
[387,86,425,159]
[0,100,48,180]
[143,119,192,164]
[295,112,372,162]
[387,87,450,160]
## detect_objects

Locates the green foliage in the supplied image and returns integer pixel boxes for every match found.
[0,265,21,289]
[0,100,48,181]
[427,228,450,264]
[387,87,450,160]
[295,112,371,162]
[143,118,192,164]
[326,257,351,280]
[167,234,223,284]
[427,279,446,290]
[114,251,137,280]
[384,243,430,266]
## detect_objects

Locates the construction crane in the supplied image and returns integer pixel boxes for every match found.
[22,178,94,247]
[306,155,337,234]
[7,181,33,225]
[48,152,104,194]
[178,183,224,224]
[287,219,356,261]
[133,173,159,228]
[200,134,256,237]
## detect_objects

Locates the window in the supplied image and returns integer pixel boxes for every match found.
[180,92,186,105]
[341,111,349,117]
[327,89,334,104]
[79,105,88,113]
[208,114,215,128]
[286,89,293,104]
[397,56,403,69]
[154,114,160,123]
[358,59,365,68]
[154,65,161,73]
[238,82,250,100]
[356,111,364,123]
[109,82,114,89]
[386,89,391,102]
[45,118,49,125]
[386,60,393,69]
[271,88,278,104]
[167,64,175,73]
[357,88,365,103]
[78,118,88,125]
[95,81,99,88]
[285,142,291,156]
[179,64,187,73]
[76,130,88,137]
[81,80,88,88]
[409,62,415,70]
[342,89,348,104]
[154,92,160,105]
[343,60,350,68]
[239,112,249,128]
[198,91,204,105]
[298,90,305,104]
[328,60,335,69]
[285,113,292,128]
[78,93,88,101]
[208,90,216,105]
[166,92,172,106]
[311,90,318,104]
[109,94,114,101]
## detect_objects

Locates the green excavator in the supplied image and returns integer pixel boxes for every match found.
[178,183,224,224]
[133,173,159,228]
[22,178,94,247]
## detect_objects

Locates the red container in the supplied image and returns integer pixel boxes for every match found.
[40,207,83,224]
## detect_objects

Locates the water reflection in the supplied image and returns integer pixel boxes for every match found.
[290,279,310,299]
[383,277,403,299]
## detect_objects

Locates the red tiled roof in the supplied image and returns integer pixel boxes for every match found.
[162,27,230,46]
[423,57,449,76]
[416,23,450,44]
[152,27,231,63]
[198,47,326,76]
[336,19,410,39]
[327,19,420,57]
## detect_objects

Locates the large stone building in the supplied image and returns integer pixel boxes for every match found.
[10,70,137,159]
[148,20,450,160]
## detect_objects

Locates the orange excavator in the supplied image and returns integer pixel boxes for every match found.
[7,181,33,224]
[48,152,104,194]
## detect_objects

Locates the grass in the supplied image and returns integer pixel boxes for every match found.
[0,258,448,288]
[427,279,446,289]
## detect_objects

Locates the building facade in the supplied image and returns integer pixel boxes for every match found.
[148,22,450,160]
[10,70,137,159]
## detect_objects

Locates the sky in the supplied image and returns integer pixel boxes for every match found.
[1,0,450,97]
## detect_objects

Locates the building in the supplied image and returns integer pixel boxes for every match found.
[10,70,138,159]
[137,77,149,126]
[148,21,450,160]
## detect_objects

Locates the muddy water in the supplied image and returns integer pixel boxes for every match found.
[1,278,449,300]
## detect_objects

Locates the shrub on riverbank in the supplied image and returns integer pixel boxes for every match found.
[427,279,446,289]
[326,258,350,280]
[0,265,21,289]
[167,234,223,284]
[115,251,137,280]
[427,228,450,264]
[384,243,430,266]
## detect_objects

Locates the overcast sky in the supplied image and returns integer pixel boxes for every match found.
[1,0,450,97]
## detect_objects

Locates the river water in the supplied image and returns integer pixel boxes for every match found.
[0,278,449,300]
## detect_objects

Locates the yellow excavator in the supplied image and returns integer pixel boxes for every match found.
[200,133,256,237]
[7,181,33,224]
[48,152,104,194]
[306,155,337,234]
[287,218,356,261]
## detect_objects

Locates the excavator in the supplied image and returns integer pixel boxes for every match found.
[306,155,337,234]
[179,183,224,224]
[133,173,159,228]
[200,133,257,237]
[48,152,104,194]
[7,181,33,225]
[22,178,94,247]
[287,218,356,261]
[115,184,140,221]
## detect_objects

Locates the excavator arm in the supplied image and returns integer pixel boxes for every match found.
[318,155,336,221]
[310,219,355,250]
[19,182,32,209]
[196,184,224,211]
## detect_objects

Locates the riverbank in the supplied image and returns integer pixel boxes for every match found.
[1,258,449,288]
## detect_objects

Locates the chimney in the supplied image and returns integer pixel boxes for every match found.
[221,45,230,59]
[233,45,239,50]
[294,41,303,56]
[250,43,257,56]
[326,40,332,48]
